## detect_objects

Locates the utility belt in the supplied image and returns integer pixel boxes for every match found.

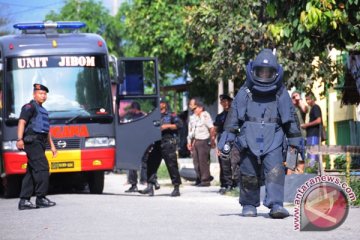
[162,135,177,145]
[244,116,280,124]
[23,132,48,144]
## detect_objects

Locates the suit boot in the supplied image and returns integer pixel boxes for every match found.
[36,197,56,208]
[269,205,289,219]
[170,185,180,197]
[138,183,154,196]
[18,199,37,210]
[242,205,257,217]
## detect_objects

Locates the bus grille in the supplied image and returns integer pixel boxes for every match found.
[46,138,81,150]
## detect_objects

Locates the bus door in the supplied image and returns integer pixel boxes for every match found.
[115,58,161,170]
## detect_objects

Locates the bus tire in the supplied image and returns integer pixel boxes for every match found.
[88,171,104,194]
[2,175,22,198]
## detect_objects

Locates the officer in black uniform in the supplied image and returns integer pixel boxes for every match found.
[139,100,182,197]
[214,94,235,194]
[17,83,57,210]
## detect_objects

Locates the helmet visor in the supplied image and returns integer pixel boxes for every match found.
[253,66,277,83]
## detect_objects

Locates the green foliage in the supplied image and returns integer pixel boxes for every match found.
[157,163,170,179]
[38,0,360,103]
[324,155,331,169]
[334,154,347,169]
[185,0,360,99]
[350,177,360,206]
[304,163,318,174]
[187,1,274,97]
[45,0,122,56]
[227,187,240,197]
[333,154,360,170]
[0,16,10,36]
[117,1,198,79]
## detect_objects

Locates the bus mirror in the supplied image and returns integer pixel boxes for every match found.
[108,55,119,84]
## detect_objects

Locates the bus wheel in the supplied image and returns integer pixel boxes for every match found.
[88,171,104,194]
[2,175,22,198]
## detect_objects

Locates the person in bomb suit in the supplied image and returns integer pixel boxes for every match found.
[218,49,303,218]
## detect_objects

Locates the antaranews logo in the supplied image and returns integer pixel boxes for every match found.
[293,175,356,231]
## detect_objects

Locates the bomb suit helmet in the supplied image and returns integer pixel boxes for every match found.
[246,49,284,95]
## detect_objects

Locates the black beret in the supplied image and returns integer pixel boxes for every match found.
[219,94,233,101]
[33,83,49,93]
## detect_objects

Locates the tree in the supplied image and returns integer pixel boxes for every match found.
[44,0,360,103]
[186,0,360,101]
[187,1,270,99]
[45,0,122,56]
[0,14,10,36]
[266,0,359,94]
[117,0,200,89]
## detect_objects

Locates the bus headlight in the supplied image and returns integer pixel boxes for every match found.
[85,137,115,148]
[3,141,18,151]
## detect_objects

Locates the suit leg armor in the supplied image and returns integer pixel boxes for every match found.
[262,146,286,208]
[238,151,261,207]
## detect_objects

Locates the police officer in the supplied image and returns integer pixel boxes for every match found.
[218,49,303,218]
[214,94,234,194]
[139,100,182,197]
[17,83,57,210]
[187,100,216,187]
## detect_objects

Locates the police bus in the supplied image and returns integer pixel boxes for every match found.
[0,22,161,197]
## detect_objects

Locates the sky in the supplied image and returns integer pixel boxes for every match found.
[0,0,120,31]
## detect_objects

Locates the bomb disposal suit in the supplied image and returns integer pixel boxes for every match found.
[218,49,303,218]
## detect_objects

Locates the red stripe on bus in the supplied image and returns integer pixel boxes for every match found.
[81,148,115,171]
[3,147,115,174]
[3,152,28,175]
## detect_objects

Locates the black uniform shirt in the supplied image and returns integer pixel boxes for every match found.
[214,110,229,140]
[19,100,36,124]
[161,111,183,137]
[306,104,322,137]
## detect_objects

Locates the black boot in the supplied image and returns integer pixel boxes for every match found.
[125,184,138,193]
[154,180,161,190]
[170,185,180,197]
[18,199,37,210]
[138,183,154,196]
[36,197,56,208]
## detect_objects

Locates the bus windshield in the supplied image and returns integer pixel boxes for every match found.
[5,55,112,120]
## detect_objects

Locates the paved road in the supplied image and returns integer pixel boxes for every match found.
[0,173,359,240]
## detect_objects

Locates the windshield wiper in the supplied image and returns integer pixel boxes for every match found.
[65,114,83,125]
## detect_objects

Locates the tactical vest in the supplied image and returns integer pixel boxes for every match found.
[161,112,178,137]
[27,101,50,134]
[237,86,285,157]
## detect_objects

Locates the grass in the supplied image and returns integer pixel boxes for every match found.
[226,187,240,197]
[157,163,170,179]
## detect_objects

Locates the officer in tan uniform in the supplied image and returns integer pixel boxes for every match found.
[187,99,216,186]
